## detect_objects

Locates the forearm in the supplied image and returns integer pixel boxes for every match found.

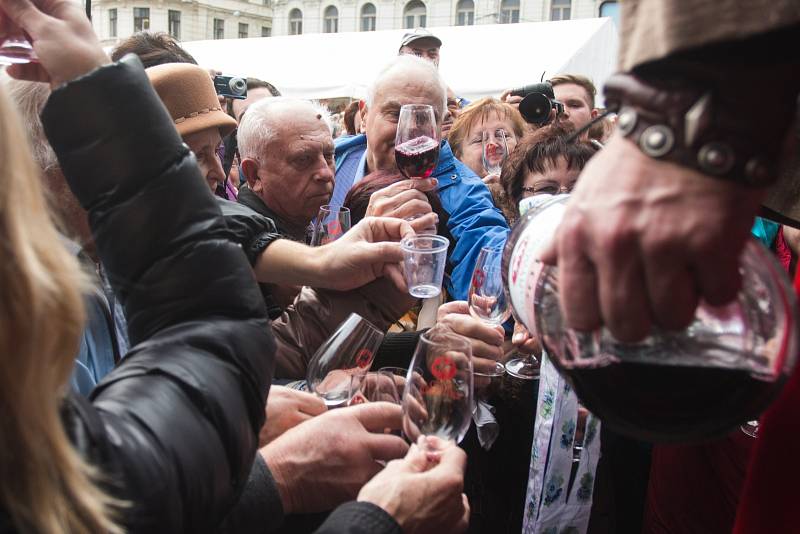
[255,239,324,288]
[219,453,286,534]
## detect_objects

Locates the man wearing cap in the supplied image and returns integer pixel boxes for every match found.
[398,28,442,68]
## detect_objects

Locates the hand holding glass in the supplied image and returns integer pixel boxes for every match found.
[402,328,473,451]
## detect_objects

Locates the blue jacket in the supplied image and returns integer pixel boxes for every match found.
[334,134,510,300]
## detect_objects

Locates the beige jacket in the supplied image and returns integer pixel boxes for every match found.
[271,278,417,379]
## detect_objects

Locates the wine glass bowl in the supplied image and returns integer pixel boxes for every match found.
[306,313,385,408]
[310,205,351,246]
[402,328,474,451]
[469,246,511,326]
[395,104,440,180]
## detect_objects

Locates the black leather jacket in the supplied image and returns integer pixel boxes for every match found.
[38,56,275,533]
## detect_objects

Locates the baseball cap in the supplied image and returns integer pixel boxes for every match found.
[399,28,443,50]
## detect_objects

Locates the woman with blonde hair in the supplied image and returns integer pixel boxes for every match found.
[0,0,274,531]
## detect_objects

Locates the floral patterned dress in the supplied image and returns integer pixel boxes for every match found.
[522,353,602,534]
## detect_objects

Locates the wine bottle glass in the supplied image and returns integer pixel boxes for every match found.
[0,14,37,65]
[310,205,351,246]
[481,129,509,176]
[395,104,440,180]
[306,313,385,408]
[402,327,473,451]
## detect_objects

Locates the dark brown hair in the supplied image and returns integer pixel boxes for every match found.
[246,77,282,97]
[111,32,197,68]
[549,74,597,109]
[502,125,596,205]
[343,101,360,136]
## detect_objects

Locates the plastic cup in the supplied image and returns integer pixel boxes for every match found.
[401,235,449,298]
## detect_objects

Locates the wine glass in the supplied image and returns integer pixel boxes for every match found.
[310,205,351,246]
[395,104,440,180]
[481,129,509,176]
[306,313,385,408]
[402,328,473,451]
[469,246,511,327]
[360,367,410,405]
[0,14,37,65]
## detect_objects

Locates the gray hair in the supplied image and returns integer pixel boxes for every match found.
[365,55,447,114]
[238,97,333,161]
[3,77,58,174]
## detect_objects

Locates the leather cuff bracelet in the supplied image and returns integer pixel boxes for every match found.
[603,73,776,187]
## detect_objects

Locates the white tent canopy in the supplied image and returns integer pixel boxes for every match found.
[183,18,619,104]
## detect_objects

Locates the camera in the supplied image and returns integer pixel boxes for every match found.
[214,75,248,100]
[510,82,564,125]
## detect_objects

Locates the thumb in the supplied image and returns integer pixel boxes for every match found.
[438,300,469,316]
[402,444,432,473]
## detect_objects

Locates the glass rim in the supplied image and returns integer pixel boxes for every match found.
[399,103,435,112]
[318,204,350,214]
[401,234,449,253]
[341,312,383,338]
[419,327,471,351]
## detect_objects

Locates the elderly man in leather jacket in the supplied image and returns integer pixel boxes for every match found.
[0,1,468,532]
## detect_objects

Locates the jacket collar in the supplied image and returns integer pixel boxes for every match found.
[238,187,307,242]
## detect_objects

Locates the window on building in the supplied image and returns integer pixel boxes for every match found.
[133,7,150,32]
[262,26,272,37]
[168,10,181,39]
[239,22,249,38]
[214,18,225,39]
[403,0,426,28]
[550,0,570,20]
[599,1,620,25]
[455,0,474,25]
[499,0,519,23]
[289,8,303,35]
[109,8,118,37]
[323,5,338,33]
[360,3,376,31]
[263,0,271,6]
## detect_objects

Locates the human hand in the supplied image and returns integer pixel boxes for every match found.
[358,443,469,534]
[315,215,434,292]
[540,134,763,342]
[436,301,504,388]
[512,322,541,358]
[259,386,327,447]
[482,173,501,185]
[260,402,408,514]
[366,177,439,228]
[1,0,109,87]
[500,89,523,111]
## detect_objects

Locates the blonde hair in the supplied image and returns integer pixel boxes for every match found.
[448,97,527,159]
[0,84,121,532]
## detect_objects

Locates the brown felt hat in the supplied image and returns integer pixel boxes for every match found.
[146,63,237,138]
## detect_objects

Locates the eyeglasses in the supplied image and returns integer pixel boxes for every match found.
[522,182,575,196]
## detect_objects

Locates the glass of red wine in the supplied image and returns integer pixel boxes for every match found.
[395,104,440,180]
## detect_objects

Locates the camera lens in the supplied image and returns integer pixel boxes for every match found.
[228,77,247,97]
[519,93,553,125]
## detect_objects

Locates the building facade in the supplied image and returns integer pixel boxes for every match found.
[270,0,618,36]
[91,0,274,46]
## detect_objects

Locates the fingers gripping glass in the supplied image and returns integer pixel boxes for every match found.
[306,313,385,408]
[0,12,37,65]
[401,235,449,298]
[482,129,509,176]
[402,328,474,451]
[395,104,440,180]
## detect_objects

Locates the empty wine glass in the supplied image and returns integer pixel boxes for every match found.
[306,313,385,408]
[360,367,410,405]
[310,205,351,246]
[0,14,36,65]
[469,246,511,327]
[402,328,473,451]
[481,129,509,176]
[395,104,440,180]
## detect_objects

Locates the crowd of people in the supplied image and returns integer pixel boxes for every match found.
[0,0,798,532]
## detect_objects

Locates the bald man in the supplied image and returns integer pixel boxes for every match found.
[332,55,509,300]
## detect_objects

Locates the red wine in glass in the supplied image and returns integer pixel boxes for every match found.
[395,136,440,180]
